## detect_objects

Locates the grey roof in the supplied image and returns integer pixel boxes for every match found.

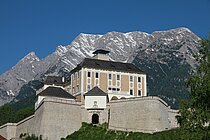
[70,58,144,74]
[38,86,76,99]
[93,49,110,54]
[85,87,107,96]
[44,76,65,85]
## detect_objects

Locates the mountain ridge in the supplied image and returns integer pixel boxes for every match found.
[0,27,201,107]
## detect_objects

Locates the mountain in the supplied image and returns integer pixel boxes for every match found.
[0,27,201,107]
[0,52,42,105]
[133,28,200,107]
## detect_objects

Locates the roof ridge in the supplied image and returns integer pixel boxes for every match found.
[38,86,76,99]
[85,86,107,96]
[70,57,144,74]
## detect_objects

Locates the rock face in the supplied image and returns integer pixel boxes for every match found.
[0,27,201,107]
[133,28,200,107]
[0,52,43,105]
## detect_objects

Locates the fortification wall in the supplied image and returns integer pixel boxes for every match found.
[0,96,179,139]
[108,96,178,133]
[0,98,83,140]
[0,125,7,139]
[0,123,16,140]
[32,98,82,140]
[16,115,35,138]
[168,109,179,128]
[0,116,35,139]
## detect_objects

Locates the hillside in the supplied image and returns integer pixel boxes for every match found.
[61,123,208,140]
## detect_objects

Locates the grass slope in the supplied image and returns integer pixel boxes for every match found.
[62,123,209,140]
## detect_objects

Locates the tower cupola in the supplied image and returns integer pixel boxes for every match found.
[93,49,111,61]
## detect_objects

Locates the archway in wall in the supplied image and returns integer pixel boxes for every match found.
[111,96,118,100]
[92,114,99,124]
[120,97,126,99]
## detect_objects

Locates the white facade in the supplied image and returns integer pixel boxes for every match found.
[35,96,45,109]
[85,96,107,109]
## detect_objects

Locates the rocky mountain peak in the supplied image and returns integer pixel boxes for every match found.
[20,52,40,63]
[55,45,68,57]
[0,27,201,107]
[152,27,200,42]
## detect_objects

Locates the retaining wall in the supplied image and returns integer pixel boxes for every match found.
[0,123,16,140]
[32,98,82,140]
[108,96,179,133]
[0,96,179,139]
[0,98,82,140]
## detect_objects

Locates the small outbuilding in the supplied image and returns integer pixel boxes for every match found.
[84,87,108,109]
[35,86,76,108]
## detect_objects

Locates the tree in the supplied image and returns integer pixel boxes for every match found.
[179,36,210,138]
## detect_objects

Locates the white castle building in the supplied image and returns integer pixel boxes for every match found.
[0,50,179,140]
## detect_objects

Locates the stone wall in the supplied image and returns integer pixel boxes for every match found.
[32,98,82,140]
[0,96,179,140]
[16,115,35,138]
[0,116,35,140]
[0,125,7,139]
[168,109,179,128]
[81,105,109,124]
[0,98,83,140]
[0,123,16,140]
[108,96,179,133]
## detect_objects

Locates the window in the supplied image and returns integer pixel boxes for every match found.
[109,73,112,80]
[109,81,111,86]
[117,88,120,91]
[88,72,91,77]
[138,77,141,82]
[108,87,112,90]
[87,85,91,91]
[130,76,133,82]
[117,74,120,80]
[96,79,99,86]
[96,72,99,78]
[138,90,142,96]
[93,101,98,108]
[75,72,78,79]
[76,85,79,92]
[130,89,133,95]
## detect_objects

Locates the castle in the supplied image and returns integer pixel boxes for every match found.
[0,49,179,140]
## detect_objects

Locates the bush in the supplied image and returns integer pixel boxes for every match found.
[20,133,42,140]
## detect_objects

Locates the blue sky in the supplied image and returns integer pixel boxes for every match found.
[0,0,210,74]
